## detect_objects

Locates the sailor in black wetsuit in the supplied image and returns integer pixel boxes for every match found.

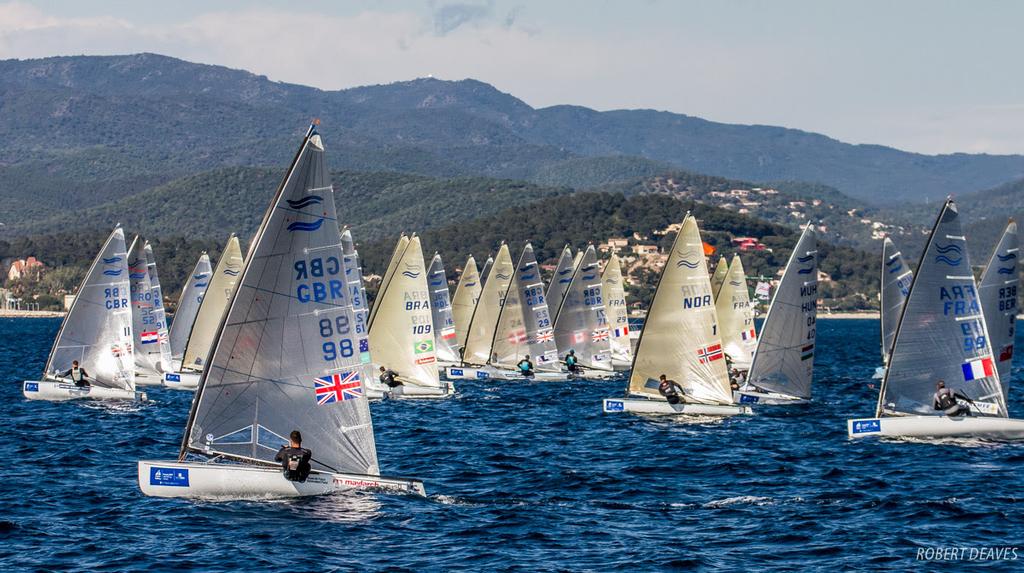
[933,381,972,417]
[61,360,91,387]
[379,366,402,388]
[275,430,312,482]
[658,374,685,405]
[517,356,535,377]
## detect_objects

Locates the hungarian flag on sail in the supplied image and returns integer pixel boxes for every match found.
[741,328,756,341]
[140,331,159,345]
[592,328,610,341]
[962,356,995,381]
[314,371,362,405]
[696,344,724,364]
[614,326,629,337]
[801,344,814,361]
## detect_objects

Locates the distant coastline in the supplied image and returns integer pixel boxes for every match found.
[817,312,879,319]
[0,310,65,318]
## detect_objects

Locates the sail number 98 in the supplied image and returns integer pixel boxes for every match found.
[320,316,354,360]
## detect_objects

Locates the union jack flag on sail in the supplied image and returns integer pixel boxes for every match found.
[535,329,554,343]
[696,344,724,364]
[314,370,362,405]
[592,328,610,341]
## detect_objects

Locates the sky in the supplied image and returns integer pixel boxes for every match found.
[1,0,1021,155]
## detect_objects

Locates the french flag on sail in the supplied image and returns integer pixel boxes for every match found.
[962,356,995,381]
[614,326,629,337]
[140,331,159,345]
[741,328,756,341]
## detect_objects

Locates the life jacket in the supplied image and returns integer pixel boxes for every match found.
[934,388,957,410]
[70,367,85,383]
[518,360,533,372]
[659,380,678,397]
[282,447,311,482]
[566,355,577,367]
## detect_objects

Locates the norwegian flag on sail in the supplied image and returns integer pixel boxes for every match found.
[741,328,756,341]
[696,344,724,364]
[592,328,610,341]
[314,370,362,405]
[962,356,995,381]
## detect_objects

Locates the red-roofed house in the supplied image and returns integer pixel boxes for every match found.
[8,257,44,281]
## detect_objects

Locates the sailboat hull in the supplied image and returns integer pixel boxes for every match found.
[23,379,143,402]
[162,371,201,390]
[135,370,164,387]
[445,366,571,382]
[364,380,454,400]
[138,460,426,499]
[733,390,808,405]
[847,415,1024,440]
[602,398,753,416]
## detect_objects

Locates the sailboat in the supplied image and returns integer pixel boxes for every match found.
[427,253,460,367]
[23,226,141,401]
[365,236,452,399]
[128,237,170,386]
[601,253,633,370]
[546,245,575,319]
[139,124,425,498]
[979,220,1018,402]
[715,254,757,371]
[167,253,211,368]
[340,228,371,367]
[368,234,409,330]
[848,199,1024,439]
[450,255,482,351]
[162,235,243,389]
[603,214,752,416]
[710,255,728,301]
[735,225,817,405]
[874,237,913,379]
[446,244,514,380]
[551,244,615,378]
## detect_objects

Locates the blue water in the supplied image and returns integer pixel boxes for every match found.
[2,318,1023,571]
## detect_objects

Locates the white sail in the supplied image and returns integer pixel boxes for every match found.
[479,256,494,287]
[490,243,560,371]
[368,234,409,330]
[143,242,174,370]
[181,235,243,372]
[128,237,165,374]
[627,215,732,404]
[552,244,613,371]
[715,254,757,370]
[710,255,728,301]
[746,225,818,399]
[601,253,632,365]
[182,124,379,475]
[368,236,441,388]
[880,237,913,365]
[545,245,575,319]
[43,227,134,390]
[979,220,1018,400]
[427,253,460,364]
[341,229,371,366]
[462,245,513,366]
[168,253,211,362]
[877,199,1006,417]
[451,255,482,350]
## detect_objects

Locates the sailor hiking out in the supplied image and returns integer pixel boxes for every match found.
[658,374,685,405]
[517,355,535,377]
[275,430,312,482]
[61,360,91,388]
[565,350,580,374]
[379,366,402,388]
[933,381,973,417]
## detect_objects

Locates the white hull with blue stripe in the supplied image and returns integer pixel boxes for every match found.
[444,366,571,382]
[138,460,426,499]
[161,370,201,390]
[602,397,752,416]
[23,379,144,402]
[364,379,454,400]
[847,415,1024,440]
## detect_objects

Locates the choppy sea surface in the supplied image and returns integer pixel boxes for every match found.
[2,317,1023,572]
